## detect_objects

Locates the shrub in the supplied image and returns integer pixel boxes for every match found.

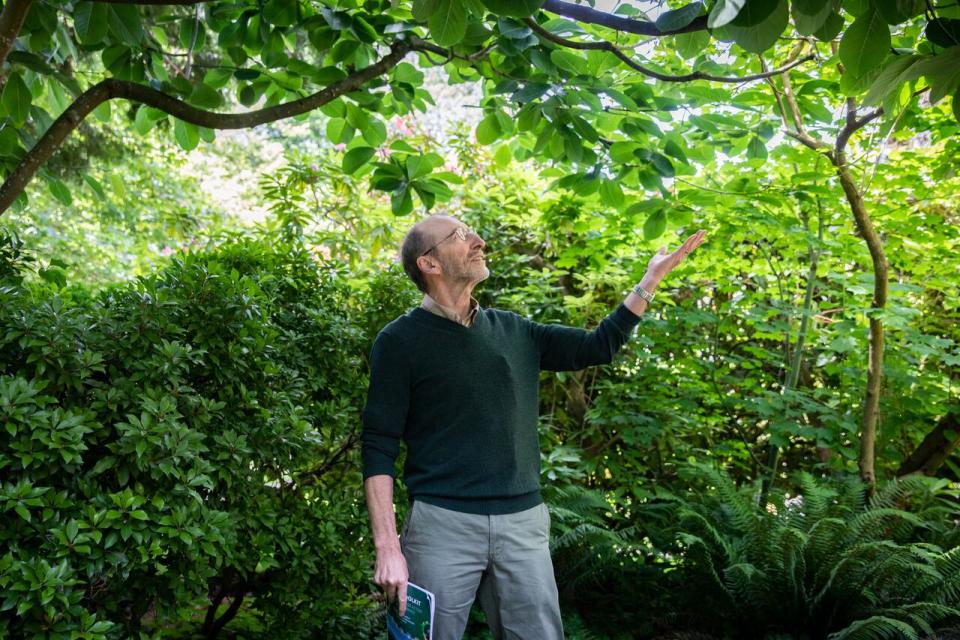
[0,236,378,639]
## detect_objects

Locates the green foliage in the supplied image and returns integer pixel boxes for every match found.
[2,0,960,213]
[0,234,381,638]
[2,77,960,637]
[663,465,960,638]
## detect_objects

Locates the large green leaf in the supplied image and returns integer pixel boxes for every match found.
[813,11,844,40]
[730,0,780,26]
[953,88,960,122]
[73,2,108,44]
[656,2,704,32]
[874,0,924,25]
[479,0,543,17]
[429,0,468,46]
[133,105,162,135]
[326,117,355,144]
[173,119,200,151]
[391,186,414,215]
[718,0,789,53]
[792,0,838,35]
[47,177,72,206]
[644,210,667,240]
[599,180,625,207]
[264,0,298,27]
[839,9,891,78]
[1,73,31,127]
[179,17,207,50]
[862,54,921,105]
[913,46,960,103]
[412,0,441,22]
[674,30,711,58]
[650,152,675,177]
[362,118,387,146]
[107,5,144,46]
[342,147,375,174]
[476,114,502,144]
[926,19,960,48]
[838,60,882,94]
[708,0,747,28]
[747,135,768,160]
[550,49,587,75]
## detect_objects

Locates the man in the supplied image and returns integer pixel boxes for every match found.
[363,214,705,639]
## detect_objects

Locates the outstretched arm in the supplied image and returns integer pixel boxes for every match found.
[533,230,707,371]
[624,229,707,317]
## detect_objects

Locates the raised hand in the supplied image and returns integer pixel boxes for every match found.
[642,229,706,289]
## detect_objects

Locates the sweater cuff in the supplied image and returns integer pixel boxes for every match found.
[362,451,398,480]
[612,302,643,330]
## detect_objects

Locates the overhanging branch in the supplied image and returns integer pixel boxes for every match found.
[541,0,709,36]
[0,40,417,214]
[524,18,815,83]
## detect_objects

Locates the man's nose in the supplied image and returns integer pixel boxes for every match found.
[469,232,485,249]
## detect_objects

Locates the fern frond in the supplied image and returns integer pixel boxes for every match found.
[923,546,960,606]
[847,508,925,544]
[828,615,919,640]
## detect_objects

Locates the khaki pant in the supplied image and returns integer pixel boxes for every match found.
[400,501,564,640]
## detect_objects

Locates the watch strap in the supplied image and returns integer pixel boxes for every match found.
[632,283,655,303]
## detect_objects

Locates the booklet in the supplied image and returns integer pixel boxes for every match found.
[387,582,435,640]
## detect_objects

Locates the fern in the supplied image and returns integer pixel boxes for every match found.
[546,484,643,590]
[667,465,960,639]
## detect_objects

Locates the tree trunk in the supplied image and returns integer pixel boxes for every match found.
[834,161,888,487]
[897,408,960,477]
[201,581,247,640]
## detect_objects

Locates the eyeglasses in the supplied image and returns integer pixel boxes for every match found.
[421,226,469,257]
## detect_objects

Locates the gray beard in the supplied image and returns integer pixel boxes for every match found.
[440,256,489,284]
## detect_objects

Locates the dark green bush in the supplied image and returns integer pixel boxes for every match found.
[0,235,380,639]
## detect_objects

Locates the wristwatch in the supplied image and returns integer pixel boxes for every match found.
[632,283,655,303]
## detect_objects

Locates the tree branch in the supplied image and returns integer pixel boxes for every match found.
[412,39,496,63]
[0,40,417,214]
[0,0,35,86]
[297,433,360,485]
[541,0,709,36]
[524,18,815,83]
[835,106,884,157]
[897,406,960,477]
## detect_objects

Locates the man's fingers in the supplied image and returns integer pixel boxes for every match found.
[398,581,408,617]
[680,230,706,255]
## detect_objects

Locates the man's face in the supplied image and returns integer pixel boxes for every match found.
[420,216,489,287]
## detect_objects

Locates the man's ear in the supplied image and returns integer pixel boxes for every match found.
[417,254,441,276]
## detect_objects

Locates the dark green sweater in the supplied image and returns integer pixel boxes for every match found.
[361,304,640,515]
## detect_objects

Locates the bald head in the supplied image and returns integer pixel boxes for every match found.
[400,215,456,293]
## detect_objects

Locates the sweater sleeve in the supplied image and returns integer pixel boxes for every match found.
[361,330,410,479]
[529,304,641,372]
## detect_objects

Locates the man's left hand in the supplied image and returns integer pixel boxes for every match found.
[641,229,707,290]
